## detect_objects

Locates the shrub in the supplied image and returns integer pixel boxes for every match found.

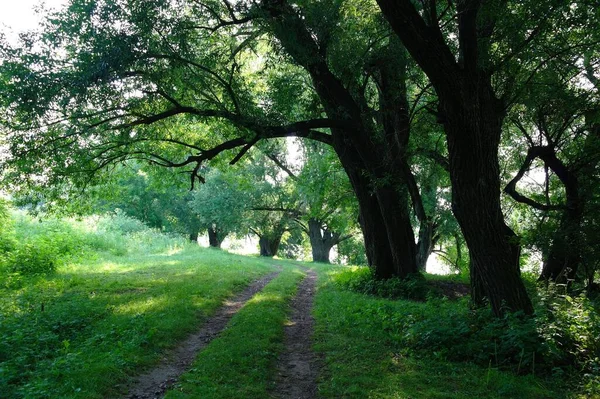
[334,267,430,301]
[333,266,600,393]
[4,241,58,275]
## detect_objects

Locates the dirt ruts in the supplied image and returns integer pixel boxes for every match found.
[273,268,319,399]
[125,270,280,399]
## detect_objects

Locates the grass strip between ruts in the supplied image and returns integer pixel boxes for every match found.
[164,265,305,399]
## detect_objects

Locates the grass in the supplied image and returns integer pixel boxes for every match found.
[309,264,570,399]
[1,206,595,399]
[165,264,305,399]
[0,246,276,399]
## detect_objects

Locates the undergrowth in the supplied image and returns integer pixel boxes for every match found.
[0,207,187,279]
[330,266,600,397]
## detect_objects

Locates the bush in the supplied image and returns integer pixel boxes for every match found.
[332,266,600,394]
[4,242,58,275]
[334,266,430,301]
[0,200,17,254]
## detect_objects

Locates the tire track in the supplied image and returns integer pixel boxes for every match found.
[273,268,319,399]
[125,270,280,399]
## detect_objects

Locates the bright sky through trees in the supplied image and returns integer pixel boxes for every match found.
[0,0,67,42]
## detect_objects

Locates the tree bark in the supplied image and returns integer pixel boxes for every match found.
[207,225,225,248]
[258,234,282,257]
[442,83,533,315]
[416,221,436,271]
[307,218,336,263]
[376,0,534,315]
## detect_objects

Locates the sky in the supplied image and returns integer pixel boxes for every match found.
[0,0,68,42]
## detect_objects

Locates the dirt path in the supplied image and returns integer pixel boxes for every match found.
[125,270,280,399]
[273,268,319,399]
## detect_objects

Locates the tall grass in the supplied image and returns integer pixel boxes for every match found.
[1,208,189,278]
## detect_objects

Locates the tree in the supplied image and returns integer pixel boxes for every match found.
[375,0,598,314]
[189,167,251,248]
[504,63,600,285]
[2,0,597,315]
[0,0,425,279]
[289,141,357,263]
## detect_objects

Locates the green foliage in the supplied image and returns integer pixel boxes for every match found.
[3,241,58,275]
[0,199,16,254]
[335,235,367,266]
[312,264,566,398]
[330,266,600,395]
[334,266,429,301]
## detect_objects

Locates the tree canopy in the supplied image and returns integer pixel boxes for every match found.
[1,0,599,316]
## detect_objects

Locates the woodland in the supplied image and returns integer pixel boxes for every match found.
[0,0,599,398]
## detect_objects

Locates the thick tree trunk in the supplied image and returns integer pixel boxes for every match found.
[307,218,335,263]
[470,259,486,307]
[258,235,282,257]
[540,207,582,283]
[442,83,533,316]
[376,0,534,316]
[332,137,416,278]
[207,225,225,248]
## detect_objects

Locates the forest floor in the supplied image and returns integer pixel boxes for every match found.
[0,245,581,399]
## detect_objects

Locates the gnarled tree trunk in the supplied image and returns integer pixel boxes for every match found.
[258,234,282,257]
[307,218,336,263]
[376,0,534,315]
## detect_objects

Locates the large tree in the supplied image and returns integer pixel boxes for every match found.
[2,0,597,315]
[375,0,598,314]
[0,0,427,280]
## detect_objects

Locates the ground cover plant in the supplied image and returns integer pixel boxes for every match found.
[318,265,599,398]
[0,212,276,399]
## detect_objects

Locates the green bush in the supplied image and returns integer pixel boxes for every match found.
[4,242,58,275]
[0,200,16,254]
[332,267,600,393]
[334,266,430,301]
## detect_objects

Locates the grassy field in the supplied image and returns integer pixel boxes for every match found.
[308,264,568,399]
[1,211,595,399]
[0,246,276,399]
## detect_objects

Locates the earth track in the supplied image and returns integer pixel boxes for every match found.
[272,268,319,399]
[125,270,280,399]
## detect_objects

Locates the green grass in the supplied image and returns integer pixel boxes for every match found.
[0,246,276,399]
[310,265,569,399]
[164,265,305,399]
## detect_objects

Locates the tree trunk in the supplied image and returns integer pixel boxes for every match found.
[307,218,340,263]
[416,221,436,271]
[207,225,225,248]
[332,137,416,278]
[540,211,582,283]
[376,0,534,316]
[258,235,282,257]
[442,82,533,316]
